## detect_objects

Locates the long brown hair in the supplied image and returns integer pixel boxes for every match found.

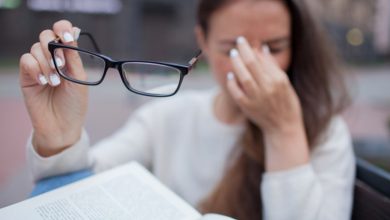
[197,0,349,219]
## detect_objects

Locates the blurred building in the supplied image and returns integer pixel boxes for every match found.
[0,0,389,65]
[309,0,390,62]
[0,0,199,64]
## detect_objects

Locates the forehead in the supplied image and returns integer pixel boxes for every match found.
[208,0,291,39]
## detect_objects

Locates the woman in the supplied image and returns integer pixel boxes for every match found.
[19,0,355,219]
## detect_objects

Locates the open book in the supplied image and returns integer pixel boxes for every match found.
[0,162,235,220]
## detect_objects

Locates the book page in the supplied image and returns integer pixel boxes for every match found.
[0,162,201,220]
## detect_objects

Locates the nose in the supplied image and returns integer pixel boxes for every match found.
[245,39,261,51]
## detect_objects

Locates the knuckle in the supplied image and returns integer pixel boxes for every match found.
[244,57,257,69]
[19,54,35,72]
[236,95,248,106]
[263,86,274,96]
[242,78,255,90]
[236,96,244,104]
[39,29,53,40]
[53,19,72,31]
[30,42,41,53]
[276,75,289,87]
[19,53,31,67]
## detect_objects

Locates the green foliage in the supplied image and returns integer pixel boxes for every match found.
[0,0,21,9]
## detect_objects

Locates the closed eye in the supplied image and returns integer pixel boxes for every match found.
[264,37,290,54]
[222,49,232,56]
[269,46,287,54]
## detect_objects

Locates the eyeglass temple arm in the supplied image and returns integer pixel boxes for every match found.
[80,32,101,53]
[188,50,202,70]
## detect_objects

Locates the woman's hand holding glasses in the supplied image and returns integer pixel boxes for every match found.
[19,20,88,157]
[19,19,200,157]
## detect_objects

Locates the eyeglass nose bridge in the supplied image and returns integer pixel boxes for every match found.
[101,59,132,89]
[95,57,126,87]
[104,57,121,69]
[103,59,126,79]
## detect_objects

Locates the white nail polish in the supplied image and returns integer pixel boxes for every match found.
[38,74,48,85]
[74,28,81,41]
[50,57,63,69]
[63,32,74,43]
[230,49,239,58]
[262,44,270,54]
[237,36,245,44]
[227,72,235,81]
[56,57,63,67]
[49,74,61,86]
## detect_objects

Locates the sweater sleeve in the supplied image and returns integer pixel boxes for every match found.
[261,116,356,220]
[26,106,154,182]
[27,129,91,182]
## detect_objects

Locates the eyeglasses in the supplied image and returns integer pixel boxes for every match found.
[48,32,201,97]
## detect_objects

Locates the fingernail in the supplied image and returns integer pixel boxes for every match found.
[49,74,61,86]
[262,44,270,55]
[50,57,63,69]
[63,32,74,43]
[237,36,246,44]
[227,72,235,81]
[38,74,48,85]
[230,49,239,58]
[74,27,81,41]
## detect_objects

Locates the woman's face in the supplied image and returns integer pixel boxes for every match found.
[196,0,292,91]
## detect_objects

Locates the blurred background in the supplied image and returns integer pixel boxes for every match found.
[0,0,389,208]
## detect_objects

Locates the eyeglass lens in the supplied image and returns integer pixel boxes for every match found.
[53,47,182,96]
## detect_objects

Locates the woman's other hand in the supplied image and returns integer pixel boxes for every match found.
[227,36,309,171]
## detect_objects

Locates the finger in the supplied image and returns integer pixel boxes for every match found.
[262,44,271,56]
[52,20,75,45]
[73,27,81,41]
[236,36,267,84]
[259,44,277,65]
[30,43,61,86]
[19,53,48,87]
[254,47,290,92]
[53,22,85,81]
[226,72,250,107]
[256,45,285,78]
[39,29,65,70]
[229,48,257,96]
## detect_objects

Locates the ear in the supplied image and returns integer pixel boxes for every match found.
[195,25,209,56]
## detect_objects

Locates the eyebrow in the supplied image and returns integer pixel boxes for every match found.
[218,36,290,47]
[218,40,236,47]
[263,37,290,45]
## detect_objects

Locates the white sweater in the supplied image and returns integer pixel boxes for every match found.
[27,89,356,220]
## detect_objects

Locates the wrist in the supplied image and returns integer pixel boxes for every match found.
[263,122,309,172]
[32,130,81,157]
[263,119,306,139]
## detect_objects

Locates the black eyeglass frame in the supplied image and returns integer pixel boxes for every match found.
[48,32,202,97]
